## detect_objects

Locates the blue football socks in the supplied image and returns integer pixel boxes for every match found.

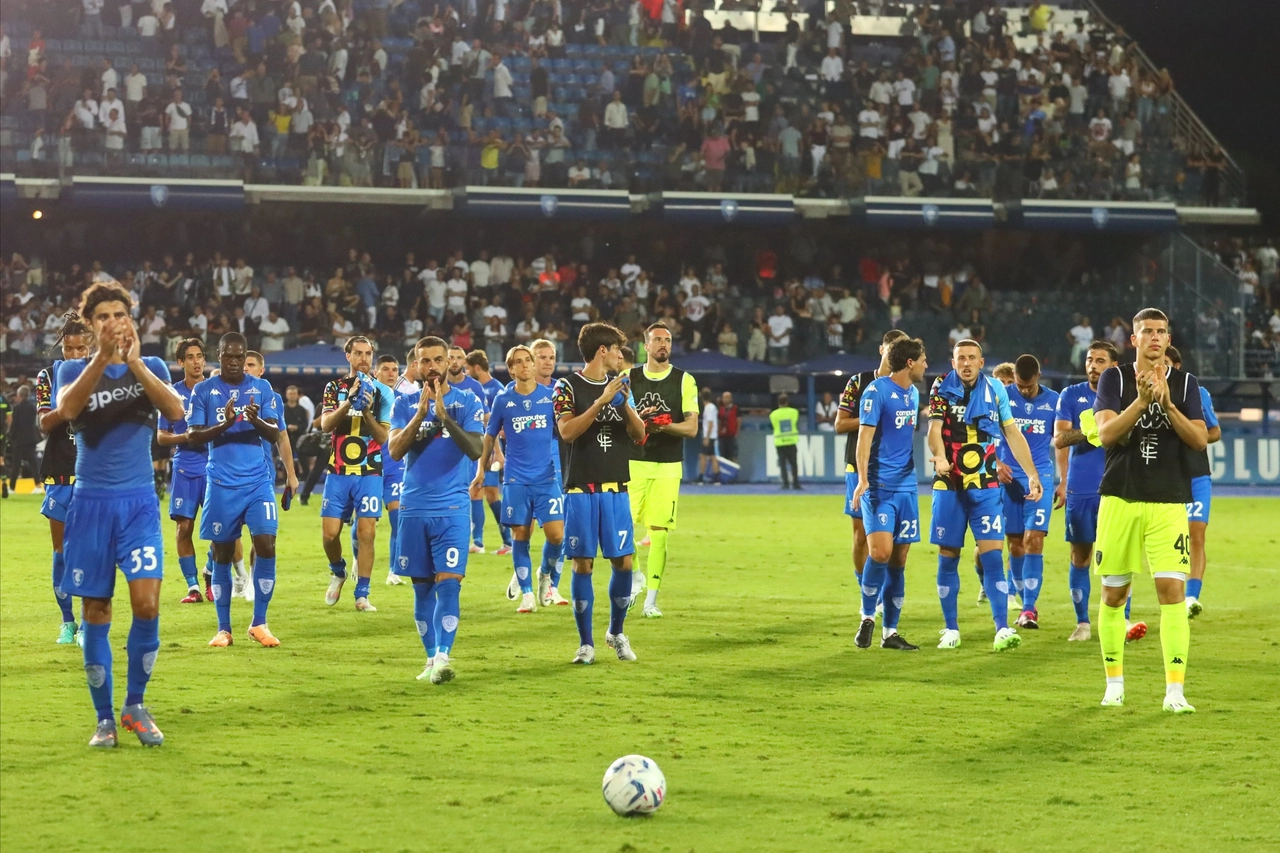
[433,578,461,657]
[387,508,400,572]
[354,575,371,601]
[883,566,906,631]
[178,554,199,589]
[608,568,631,635]
[1022,554,1044,611]
[82,621,114,721]
[541,540,563,588]
[860,558,887,620]
[571,571,594,647]
[1187,577,1203,599]
[513,539,533,594]
[329,558,347,580]
[251,556,276,627]
[52,551,75,624]
[413,580,437,656]
[470,499,485,547]
[489,500,511,546]
[125,615,159,707]
[212,561,233,632]
[1069,562,1091,623]
[1125,592,1132,621]
[979,550,1009,630]
[937,554,961,631]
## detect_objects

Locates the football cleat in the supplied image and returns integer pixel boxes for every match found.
[993,627,1022,651]
[1125,621,1148,643]
[208,630,233,647]
[605,632,637,661]
[88,719,118,748]
[231,574,246,599]
[247,624,281,647]
[1016,609,1039,629]
[506,572,519,601]
[538,572,552,606]
[416,659,434,681]
[517,592,538,613]
[75,628,85,648]
[469,543,486,554]
[571,645,596,665]
[639,536,651,548]
[976,588,988,605]
[547,587,570,606]
[430,654,455,684]
[203,574,214,602]
[57,622,77,644]
[1068,623,1092,642]
[1163,696,1196,714]
[1186,597,1203,619]
[854,618,876,649]
[180,587,204,604]
[493,544,513,556]
[937,629,962,649]
[1101,683,1125,707]
[324,575,346,606]
[242,572,255,602]
[354,597,377,612]
[881,632,919,651]
[120,704,164,747]
[642,605,663,619]
[386,572,405,586]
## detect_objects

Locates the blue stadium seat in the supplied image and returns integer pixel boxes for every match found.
[62,40,83,52]
[84,40,106,54]
[145,153,167,170]
[211,155,236,172]
[189,154,212,175]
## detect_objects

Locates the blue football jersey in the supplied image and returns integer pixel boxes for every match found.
[58,356,172,490]
[859,377,919,492]
[451,375,488,411]
[391,387,485,516]
[1199,386,1218,431]
[1000,385,1059,482]
[479,377,504,411]
[188,374,279,487]
[159,379,210,475]
[486,384,558,485]
[1056,382,1105,496]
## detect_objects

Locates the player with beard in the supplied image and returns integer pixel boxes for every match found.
[37,314,92,644]
[626,324,698,618]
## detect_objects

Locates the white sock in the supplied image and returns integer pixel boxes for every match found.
[232,560,247,579]
[882,627,898,639]
[1165,682,1185,701]
[645,589,658,608]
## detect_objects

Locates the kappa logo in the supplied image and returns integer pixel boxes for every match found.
[634,391,670,414]
[1104,656,1117,663]
[1171,656,1184,665]
[210,388,222,396]
[1078,396,1089,403]
[506,400,517,408]
[150,184,170,208]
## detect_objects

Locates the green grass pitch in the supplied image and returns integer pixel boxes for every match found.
[2,492,1278,852]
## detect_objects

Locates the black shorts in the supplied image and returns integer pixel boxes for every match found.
[719,436,737,459]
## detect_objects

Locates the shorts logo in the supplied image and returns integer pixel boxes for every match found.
[175,498,183,508]
[399,555,408,569]
[72,569,84,586]
[1095,550,1103,566]
[936,527,945,539]
[213,522,222,535]
[258,578,275,595]
[85,664,107,688]
[569,536,579,550]
[506,506,513,518]
[142,651,158,674]
[441,615,459,633]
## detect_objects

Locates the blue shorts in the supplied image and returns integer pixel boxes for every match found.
[200,479,279,542]
[859,488,920,544]
[564,490,634,559]
[930,487,1005,549]
[62,487,164,599]
[843,472,862,519]
[1002,480,1053,536]
[1064,494,1100,544]
[396,514,470,578]
[483,466,502,488]
[169,468,207,520]
[503,482,565,527]
[41,484,75,523]
[1187,475,1212,523]
[322,474,383,519]
[383,464,404,507]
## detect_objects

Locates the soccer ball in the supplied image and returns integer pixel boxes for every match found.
[602,754,665,816]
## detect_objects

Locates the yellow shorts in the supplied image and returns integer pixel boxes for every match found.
[1094,496,1190,577]
[630,476,681,530]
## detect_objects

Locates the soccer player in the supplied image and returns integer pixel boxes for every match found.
[320,336,395,611]
[394,349,420,395]
[627,323,698,618]
[998,355,1060,630]
[554,322,647,664]
[37,314,91,644]
[245,350,300,597]
[850,337,927,651]
[835,329,908,597]
[388,336,485,684]
[55,280,185,747]
[186,334,284,647]
[445,345,491,554]
[157,338,215,603]
[696,387,720,485]
[375,354,408,585]
[468,350,513,556]
[474,346,564,613]
[1164,346,1220,618]
[928,339,1043,651]
[530,337,569,605]
[1054,340,1119,642]
[1093,308,1206,713]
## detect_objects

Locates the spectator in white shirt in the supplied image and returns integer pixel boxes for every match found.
[103,107,127,162]
[603,91,628,148]
[869,72,892,107]
[124,64,147,107]
[815,392,838,432]
[164,89,192,151]
[893,71,916,107]
[766,305,793,363]
[445,272,468,316]
[820,48,843,83]
[137,10,159,37]
[243,285,270,324]
[82,0,105,38]
[98,88,124,126]
[73,89,99,130]
[492,54,513,114]
[258,309,290,351]
[100,58,118,98]
[403,309,424,346]
[1067,316,1095,368]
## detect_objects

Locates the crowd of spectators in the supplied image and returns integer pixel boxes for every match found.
[0,0,1239,203]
